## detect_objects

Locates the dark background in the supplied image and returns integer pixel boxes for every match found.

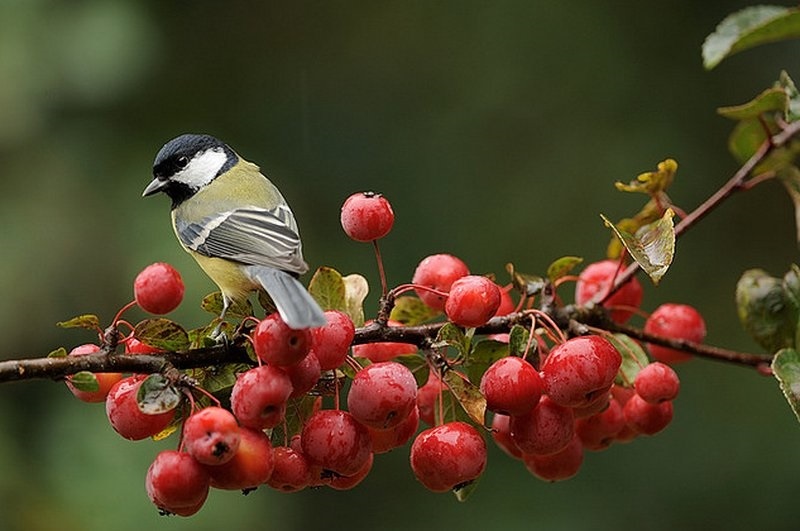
[1,2,799,530]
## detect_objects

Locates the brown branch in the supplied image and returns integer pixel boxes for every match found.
[600,119,800,303]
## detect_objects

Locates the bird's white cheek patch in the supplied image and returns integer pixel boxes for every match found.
[174,148,228,190]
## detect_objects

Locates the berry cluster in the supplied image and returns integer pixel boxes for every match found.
[60,192,708,516]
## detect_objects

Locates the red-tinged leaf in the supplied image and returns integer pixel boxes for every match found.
[200,291,253,319]
[133,318,190,352]
[136,373,181,415]
[443,370,486,427]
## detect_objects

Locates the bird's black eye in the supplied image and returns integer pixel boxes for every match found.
[176,155,189,168]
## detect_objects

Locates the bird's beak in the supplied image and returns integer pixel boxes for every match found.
[142,177,168,197]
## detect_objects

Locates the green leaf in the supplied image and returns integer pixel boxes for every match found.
[779,71,800,122]
[508,325,531,358]
[727,117,776,164]
[57,314,101,330]
[48,347,68,358]
[717,87,788,120]
[466,339,509,385]
[133,318,191,352]
[393,352,430,387]
[343,273,369,327]
[390,296,442,326]
[777,165,800,244]
[435,323,469,357]
[546,256,583,283]
[308,266,346,312]
[198,363,250,395]
[736,269,798,353]
[69,371,100,393]
[453,475,481,502]
[200,291,253,319]
[771,348,800,423]
[607,333,649,387]
[601,209,675,285]
[136,373,181,415]
[271,394,321,446]
[703,6,800,70]
[506,263,546,297]
[442,370,487,427]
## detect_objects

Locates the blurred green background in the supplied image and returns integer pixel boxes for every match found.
[1,1,799,530]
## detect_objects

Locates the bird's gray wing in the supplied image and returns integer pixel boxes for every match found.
[176,206,308,274]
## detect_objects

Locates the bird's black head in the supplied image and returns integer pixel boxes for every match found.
[144,133,238,208]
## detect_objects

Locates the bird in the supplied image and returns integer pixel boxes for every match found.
[142,133,327,330]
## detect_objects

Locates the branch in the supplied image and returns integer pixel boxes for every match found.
[601,119,800,302]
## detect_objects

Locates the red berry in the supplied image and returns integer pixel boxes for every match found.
[285,351,322,398]
[510,395,575,456]
[134,262,184,314]
[480,356,543,416]
[445,275,502,328]
[634,362,680,403]
[266,446,312,493]
[574,397,626,451]
[327,453,374,491]
[494,284,516,317]
[623,393,674,435]
[644,303,706,364]
[575,260,643,324]
[410,421,487,493]
[522,435,584,482]
[105,375,175,440]
[541,335,622,408]
[416,372,447,426]
[125,337,162,355]
[230,365,293,429]
[205,427,274,490]
[490,413,524,460]
[368,405,420,454]
[311,310,356,370]
[253,313,312,367]
[340,192,395,242]
[301,409,372,477]
[347,361,418,429]
[146,450,210,516]
[65,344,122,403]
[351,319,417,362]
[412,254,470,311]
[182,407,241,465]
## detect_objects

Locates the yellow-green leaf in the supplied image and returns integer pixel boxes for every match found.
[200,291,253,319]
[69,371,99,393]
[614,159,677,195]
[442,370,486,427]
[601,209,675,285]
[771,348,800,423]
[390,296,441,326]
[717,87,788,120]
[57,314,101,330]
[546,256,583,283]
[343,273,369,327]
[308,266,346,312]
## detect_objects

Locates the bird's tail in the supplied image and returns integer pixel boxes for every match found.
[244,266,327,329]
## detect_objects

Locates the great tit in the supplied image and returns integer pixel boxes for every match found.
[142,133,326,329]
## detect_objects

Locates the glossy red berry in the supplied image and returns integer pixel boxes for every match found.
[490,413,524,460]
[266,446,312,493]
[65,344,122,403]
[416,372,447,426]
[412,254,470,311]
[541,335,622,408]
[311,310,356,370]
[623,393,674,435]
[146,450,210,517]
[494,284,516,317]
[410,421,487,493]
[134,262,184,315]
[124,337,162,355]
[644,303,706,364]
[480,356,543,416]
[182,407,241,465]
[634,362,680,403]
[230,365,293,429]
[285,351,322,398]
[301,409,372,477]
[522,435,584,482]
[340,191,395,242]
[510,395,575,456]
[368,405,420,454]
[253,313,312,367]
[445,275,502,328]
[574,397,626,451]
[105,375,175,440]
[205,427,274,490]
[347,361,418,429]
[327,453,374,491]
[351,319,417,362]
[575,259,643,324]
